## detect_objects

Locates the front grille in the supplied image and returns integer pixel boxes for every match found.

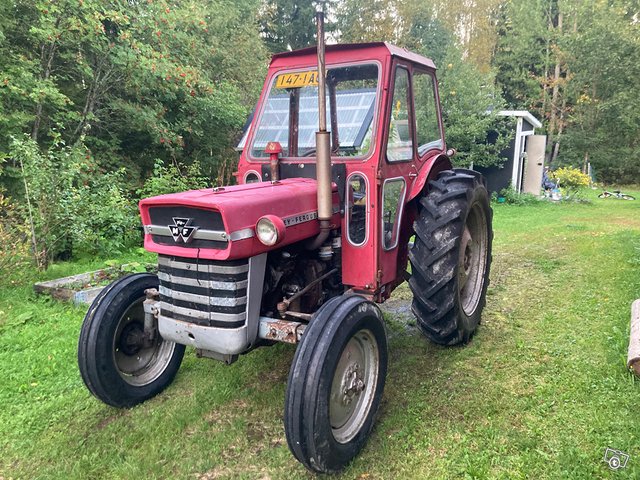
[157,255,248,329]
[148,206,228,249]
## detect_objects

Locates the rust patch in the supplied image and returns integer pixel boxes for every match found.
[264,320,303,344]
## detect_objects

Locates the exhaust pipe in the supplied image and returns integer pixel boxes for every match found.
[309,10,332,250]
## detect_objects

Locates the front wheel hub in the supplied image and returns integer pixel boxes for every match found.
[330,329,380,444]
[340,362,365,405]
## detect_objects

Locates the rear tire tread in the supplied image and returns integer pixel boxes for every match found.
[409,168,493,346]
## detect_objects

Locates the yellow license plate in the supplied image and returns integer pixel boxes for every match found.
[275,71,319,89]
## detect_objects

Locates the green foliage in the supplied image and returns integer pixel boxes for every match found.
[493,0,552,113]
[559,2,640,184]
[69,168,139,257]
[259,0,330,53]
[438,47,511,168]
[496,186,540,205]
[0,193,32,286]
[137,159,210,198]
[9,135,138,267]
[552,166,590,198]
[0,0,267,191]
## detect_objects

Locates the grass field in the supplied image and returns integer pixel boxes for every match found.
[1,188,640,479]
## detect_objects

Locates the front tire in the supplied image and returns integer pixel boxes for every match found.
[408,169,493,345]
[78,273,185,408]
[621,194,635,200]
[285,295,388,473]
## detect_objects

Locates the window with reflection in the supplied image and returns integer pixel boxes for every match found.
[245,172,261,183]
[413,71,443,155]
[386,67,413,162]
[250,64,379,159]
[347,174,367,245]
[382,178,406,249]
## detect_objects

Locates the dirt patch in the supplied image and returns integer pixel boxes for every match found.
[95,410,129,430]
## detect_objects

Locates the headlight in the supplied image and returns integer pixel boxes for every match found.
[256,215,285,246]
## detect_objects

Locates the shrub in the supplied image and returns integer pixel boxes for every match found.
[70,169,139,257]
[497,186,540,206]
[137,159,210,198]
[552,167,591,198]
[0,193,32,285]
[10,135,140,267]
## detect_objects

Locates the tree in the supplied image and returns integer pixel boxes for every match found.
[0,0,268,194]
[336,0,510,168]
[336,0,399,43]
[560,1,640,183]
[259,0,329,53]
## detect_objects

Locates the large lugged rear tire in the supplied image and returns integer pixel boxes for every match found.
[285,295,388,474]
[408,169,493,345]
[78,273,185,408]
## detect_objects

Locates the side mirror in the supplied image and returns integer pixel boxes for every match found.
[446,148,457,158]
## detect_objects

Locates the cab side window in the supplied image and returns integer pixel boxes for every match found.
[386,67,413,162]
[413,70,443,156]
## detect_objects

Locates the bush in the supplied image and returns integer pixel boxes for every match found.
[70,169,139,257]
[0,193,33,285]
[552,167,591,198]
[137,159,210,198]
[496,186,541,205]
[10,135,140,267]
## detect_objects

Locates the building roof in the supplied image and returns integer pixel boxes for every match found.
[498,110,543,129]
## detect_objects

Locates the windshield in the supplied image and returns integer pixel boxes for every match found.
[250,63,379,159]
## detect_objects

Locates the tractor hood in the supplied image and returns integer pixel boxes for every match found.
[139,178,340,260]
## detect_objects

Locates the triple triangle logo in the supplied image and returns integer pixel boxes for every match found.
[169,217,199,243]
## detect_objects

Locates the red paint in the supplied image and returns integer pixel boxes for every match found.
[139,179,340,260]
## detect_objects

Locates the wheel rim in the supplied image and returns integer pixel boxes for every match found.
[330,328,380,444]
[458,202,489,316]
[112,297,176,387]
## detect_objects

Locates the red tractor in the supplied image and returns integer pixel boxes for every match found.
[78,14,492,474]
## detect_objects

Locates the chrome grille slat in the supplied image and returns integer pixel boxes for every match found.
[159,286,247,307]
[145,225,228,242]
[158,254,249,329]
[158,256,249,275]
[160,302,247,322]
[157,271,248,290]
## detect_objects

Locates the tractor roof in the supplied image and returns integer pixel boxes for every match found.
[270,42,436,70]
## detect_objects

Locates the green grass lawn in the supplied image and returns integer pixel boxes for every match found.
[1,188,640,479]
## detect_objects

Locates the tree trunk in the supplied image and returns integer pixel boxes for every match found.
[547,11,563,163]
[32,42,58,141]
[32,17,61,142]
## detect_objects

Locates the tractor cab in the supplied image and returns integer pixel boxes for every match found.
[237,43,452,299]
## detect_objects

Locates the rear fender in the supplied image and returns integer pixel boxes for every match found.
[408,154,453,201]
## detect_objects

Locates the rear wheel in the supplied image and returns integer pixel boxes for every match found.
[408,169,493,345]
[78,273,185,408]
[598,192,611,198]
[285,295,388,473]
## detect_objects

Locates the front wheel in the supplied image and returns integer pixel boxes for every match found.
[409,169,493,345]
[621,194,636,200]
[285,295,388,474]
[78,273,185,408]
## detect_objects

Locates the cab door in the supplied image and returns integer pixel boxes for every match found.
[376,61,444,295]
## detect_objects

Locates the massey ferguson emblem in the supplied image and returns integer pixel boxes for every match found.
[169,217,198,243]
